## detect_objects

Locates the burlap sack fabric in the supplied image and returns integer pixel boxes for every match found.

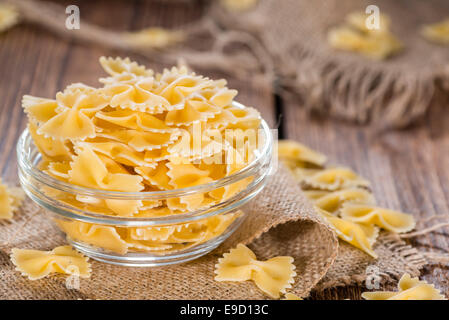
[0,165,427,299]
[6,0,449,129]
[211,0,449,128]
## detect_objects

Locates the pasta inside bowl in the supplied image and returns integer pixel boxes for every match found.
[17,108,273,266]
[17,57,273,266]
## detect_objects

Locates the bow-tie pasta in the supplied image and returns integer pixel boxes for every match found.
[283,293,303,300]
[11,245,91,280]
[0,178,24,220]
[278,140,327,170]
[328,11,403,60]
[279,139,418,260]
[317,208,378,258]
[0,4,19,33]
[421,19,449,45]
[298,167,370,191]
[362,273,446,300]
[310,188,375,213]
[340,204,415,233]
[215,244,296,299]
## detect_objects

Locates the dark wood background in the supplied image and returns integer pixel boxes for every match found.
[0,0,448,300]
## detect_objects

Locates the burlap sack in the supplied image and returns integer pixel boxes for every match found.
[0,165,426,299]
[212,0,449,128]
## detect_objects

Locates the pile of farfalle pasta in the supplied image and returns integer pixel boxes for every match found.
[22,56,261,255]
[278,140,416,259]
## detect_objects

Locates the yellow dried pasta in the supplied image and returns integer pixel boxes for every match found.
[215,244,296,299]
[421,19,449,45]
[68,144,144,192]
[0,3,19,33]
[99,56,153,77]
[0,178,24,220]
[311,188,375,213]
[38,89,109,140]
[340,203,415,233]
[362,273,446,300]
[95,109,172,133]
[278,140,327,168]
[317,208,378,258]
[299,167,370,191]
[328,12,402,60]
[123,27,184,49]
[283,293,302,300]
[10,245,91,280]
[56,220,128,255]
[220,0,259,12]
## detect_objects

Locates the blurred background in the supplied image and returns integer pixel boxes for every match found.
[0,0,448,299]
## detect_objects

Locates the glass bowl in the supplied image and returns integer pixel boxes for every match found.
[17,105,273,267]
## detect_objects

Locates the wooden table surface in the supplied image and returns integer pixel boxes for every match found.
[0,0,448,300]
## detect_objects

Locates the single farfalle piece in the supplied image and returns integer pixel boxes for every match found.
[328,11,403,60]
[362,273,446,300]
[421,19,449,45]
[220,0,259,12]
[22,95,58,124]
[283,293,303,300]
[128,225,176,241]
[278,140,327,168]
[300,167,370,191]
[224,105,261,130]
[0,178,24,220]
[345,11,391,33]
[99,56,153,77]
[104,77,175,114]
[123,27,184,49]
[95,109,173,133]
[56,220,129,254]
[198,85,238,109]
[317,208,378,258]
[167,158,213,189]
[311,188,375,213]
[98,128,181,152]
[340,203,416,233]
[38,88,109,140]
[0,3,19,33]
[215,244,296,299]
[166,158,214,211]
[10,245,91,280]
[28,122,73,161]
[80,140,150,168]
[165,99,221,126]
[68,144,144,192]
[135,161,172,190]
[156,74,215,108]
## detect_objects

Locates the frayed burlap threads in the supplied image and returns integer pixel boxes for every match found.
[316,233,428,291]
[213,0,449,128]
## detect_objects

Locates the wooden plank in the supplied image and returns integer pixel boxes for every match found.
[282,95,449,300]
